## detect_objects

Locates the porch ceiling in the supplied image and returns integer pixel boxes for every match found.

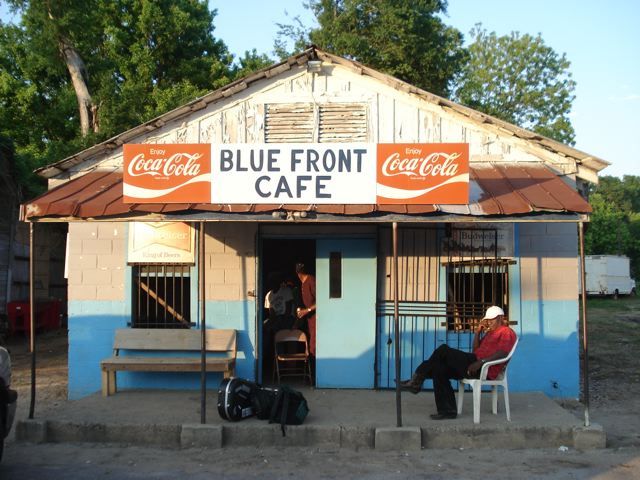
[21,162,591,222]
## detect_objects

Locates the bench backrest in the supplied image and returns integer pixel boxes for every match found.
[113,328,236,355]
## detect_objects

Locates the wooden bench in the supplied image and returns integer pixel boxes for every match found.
[100,328,236,396]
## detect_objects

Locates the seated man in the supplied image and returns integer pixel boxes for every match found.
[399,306,517,420]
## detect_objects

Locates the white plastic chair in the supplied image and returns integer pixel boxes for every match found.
[456,337,519,424]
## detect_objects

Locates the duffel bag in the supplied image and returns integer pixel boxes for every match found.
[252,385,279,420]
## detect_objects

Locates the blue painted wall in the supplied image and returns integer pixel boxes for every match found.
[68,300,128,399]
[515,223,580,398]
[508,300,579,397]
[68,299,256,399]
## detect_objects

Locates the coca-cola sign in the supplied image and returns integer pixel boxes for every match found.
[123,144,211,203]
[376,143,469,204]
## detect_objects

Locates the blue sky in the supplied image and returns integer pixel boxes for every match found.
[211,0,640,179]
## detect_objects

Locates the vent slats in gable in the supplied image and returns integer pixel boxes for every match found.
[319,104,367,142]
[265,103,368,143]
[265,104,314,143]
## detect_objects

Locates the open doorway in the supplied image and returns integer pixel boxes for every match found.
[260,238,315,384]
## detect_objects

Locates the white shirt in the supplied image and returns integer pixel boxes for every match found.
[264,286,294,316]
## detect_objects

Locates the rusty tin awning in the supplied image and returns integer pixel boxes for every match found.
[21,162,591,222]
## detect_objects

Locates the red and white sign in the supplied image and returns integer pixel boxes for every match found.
[376,143,469,204]
[122,143,469,205]
[123,144,211,203]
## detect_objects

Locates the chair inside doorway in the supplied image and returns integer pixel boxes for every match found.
[273,329,312,385]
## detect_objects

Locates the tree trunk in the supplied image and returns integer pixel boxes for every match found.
[45,2,98,137]
[59,38,98,136]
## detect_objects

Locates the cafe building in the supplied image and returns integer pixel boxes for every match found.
[22,47,607,399]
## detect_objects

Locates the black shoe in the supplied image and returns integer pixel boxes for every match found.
[430,412,457,420]
[398,379,421,394]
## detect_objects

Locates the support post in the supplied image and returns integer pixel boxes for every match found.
[578,221,590,427]
[199,221,207,424]
[28,222,36,419]
[392,222,402,427]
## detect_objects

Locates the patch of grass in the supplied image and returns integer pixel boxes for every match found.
[586,295,640,312]
[584,295,640,384]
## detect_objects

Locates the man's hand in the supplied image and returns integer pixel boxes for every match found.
[475,320,488,334]
[466,360,484,377]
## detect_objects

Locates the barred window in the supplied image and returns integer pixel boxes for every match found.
[132,265,191,329]
[446,260,511,331]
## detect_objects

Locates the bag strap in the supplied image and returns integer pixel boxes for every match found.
[279,390,290,436]
[269,389,284,424]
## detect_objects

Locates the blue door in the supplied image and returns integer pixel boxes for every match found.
[316,238,376,388]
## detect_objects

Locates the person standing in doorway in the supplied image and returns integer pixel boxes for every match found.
[295,263,317,360]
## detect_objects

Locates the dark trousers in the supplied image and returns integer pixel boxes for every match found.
[414,344,477,414]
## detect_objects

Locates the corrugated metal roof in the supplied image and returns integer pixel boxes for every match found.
[21,163,591,221]
[34,46,609,181]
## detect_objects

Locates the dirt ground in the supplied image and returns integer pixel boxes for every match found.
[6,328,68,419]
[572,296,640,447]
[2,298,640,479]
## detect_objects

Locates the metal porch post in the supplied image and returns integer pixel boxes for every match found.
[199,221,207,424]
[578,221,590,427]
[393,222,402,427]
[28,222,36,419]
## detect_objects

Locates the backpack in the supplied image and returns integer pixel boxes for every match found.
[268,385,309,436]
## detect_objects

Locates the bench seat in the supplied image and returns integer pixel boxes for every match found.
[100,328,237,396]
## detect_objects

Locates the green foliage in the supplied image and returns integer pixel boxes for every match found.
[1,0,234,196]
[585,175,640,278]
[454,25,576,144]
[274,13,310,60]
[233,49,274,79]
[276,0,467,97]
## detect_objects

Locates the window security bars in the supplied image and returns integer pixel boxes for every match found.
[375,226,511,388]
[132,264,191,329]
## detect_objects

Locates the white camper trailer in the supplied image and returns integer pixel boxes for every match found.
[585,255,636,296]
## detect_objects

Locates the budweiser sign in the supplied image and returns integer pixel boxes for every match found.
[128,222,195,264]
[123,144,211,203]
[376,143,469,204]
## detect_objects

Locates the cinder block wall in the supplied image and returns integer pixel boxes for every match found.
[68,223,126,302]
[205,223,257,301]
[205,222,258,380]
[514,222,580,397]
[67,221,261,398]
[67,222,128,399]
